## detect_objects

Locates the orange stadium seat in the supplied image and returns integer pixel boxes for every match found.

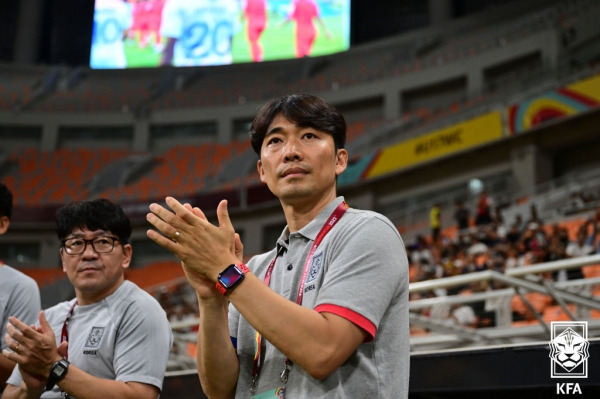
[582,263,600,278]
[20,268,66,288]
[124,261,186,290]
[511,292,552,321]
[8,147,134,206]
[101,141,251,203]
[543,304,576,322]
[559,218,586,241]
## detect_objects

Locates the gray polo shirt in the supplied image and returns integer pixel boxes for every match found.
[7,280,173,398]
[0,264,41,352]
[229,197,410,398]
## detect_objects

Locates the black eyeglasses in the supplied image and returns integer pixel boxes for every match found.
[62,236,121,255]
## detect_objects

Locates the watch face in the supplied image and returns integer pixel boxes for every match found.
[219,265,243,288]
[55,364,66,376]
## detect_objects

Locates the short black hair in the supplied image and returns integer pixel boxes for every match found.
[249,93,346,155]
[56,198,131,243]
[0,183,13,219]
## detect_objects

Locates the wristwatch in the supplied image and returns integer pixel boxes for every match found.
[216,263,249,295]
[45,358,70,391]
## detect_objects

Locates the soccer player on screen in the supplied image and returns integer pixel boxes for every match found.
[90,0,133,69]
[242,0,267,62]
[281,0,331,58]
[148,0,166,52]
[159,0,241,66]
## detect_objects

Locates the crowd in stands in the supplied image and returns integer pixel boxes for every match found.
[409,191,600,331]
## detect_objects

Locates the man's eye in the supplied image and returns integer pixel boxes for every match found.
[96,238,111,245]
[69,240,84,247]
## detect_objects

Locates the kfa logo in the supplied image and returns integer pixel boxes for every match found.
[549,321,589,378]
[549,321,589,395]
[306,252,323,284]
[85,326,105,348]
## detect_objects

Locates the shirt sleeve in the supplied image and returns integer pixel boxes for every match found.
[313,212,409,341]
[1,274,41,351]
[112,298,173,390]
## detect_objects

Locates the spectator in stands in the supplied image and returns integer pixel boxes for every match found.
[505,245,520,269]
[567,192,586,211]
[2,199,173,399]
[449,304,477,327]
[513,214,524,232]
[491,212,507,241]
[563,228,594,281]
[454,200,470,232]
[547,235,568,262]
[466,232,488,257]
[474,190,493,226]
[441,248,465,278]
[521,222,548,264]
[547,234,569,282]
[524,204,544,228]
[411,235,434,266]
[429,203,441,243]
[146,93,410,398]
[585,207,600,253]
[0,183,41,393]
[548,223,570,248]
[505,222,522,245]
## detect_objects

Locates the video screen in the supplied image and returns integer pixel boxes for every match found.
[90,0,351,69]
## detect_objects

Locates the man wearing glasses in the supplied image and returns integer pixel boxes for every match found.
[2,199,173,399]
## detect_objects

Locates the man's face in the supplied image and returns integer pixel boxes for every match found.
[60,227,132,304]
[257,114,347,206]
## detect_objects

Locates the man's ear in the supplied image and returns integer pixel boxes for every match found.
[121,244,133,270]
[59,248,68,273]
[335,149,348,176]
[257,159,266,183]
[0,215,10,235]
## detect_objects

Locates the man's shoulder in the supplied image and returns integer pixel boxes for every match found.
[113,280,158,305]
[343,207,398,232]
[0,265,39,288]
[44,300,76,324]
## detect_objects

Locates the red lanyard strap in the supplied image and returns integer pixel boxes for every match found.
[61,301,77,360]
[251,201,348,392]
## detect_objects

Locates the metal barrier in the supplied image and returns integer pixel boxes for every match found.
[409,254,600,351]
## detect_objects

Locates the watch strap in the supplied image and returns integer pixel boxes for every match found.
[216,263,249,295]
[45,358,70,391]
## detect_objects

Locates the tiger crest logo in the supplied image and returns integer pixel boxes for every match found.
[549,321,589,378]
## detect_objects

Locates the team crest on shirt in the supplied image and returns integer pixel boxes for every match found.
[306,252,323,284]
[85,327,105,348]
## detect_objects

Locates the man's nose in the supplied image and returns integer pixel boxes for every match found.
[283,137,302,161]
[81,241,99,258]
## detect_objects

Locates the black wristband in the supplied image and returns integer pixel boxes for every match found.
[45,358,70,391]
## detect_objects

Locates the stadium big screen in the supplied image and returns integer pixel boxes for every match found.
[90,0,351,69]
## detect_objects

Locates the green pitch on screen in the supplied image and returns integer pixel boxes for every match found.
[122,16,346,67]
